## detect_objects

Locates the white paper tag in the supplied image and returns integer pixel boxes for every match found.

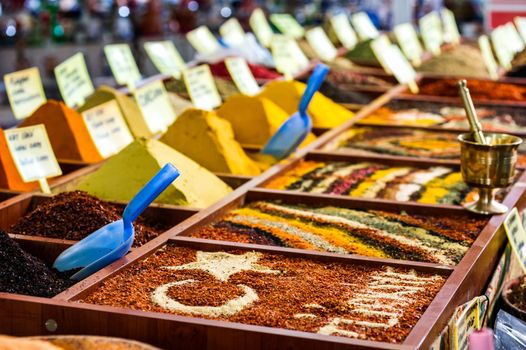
[351,12,379,40]
[4,124,62,182]
[419,11,444,55]
[186,26,221,55]
[133,80,176,134]
[4,67,46,120]
[220,18,247,46]
[504,208,526,274]
[54,53,95,108]
[305,27,338,62]
[442,8,461,44]
[182,64,222,110]
[144,40,186,78]
[478,35,499,80]
[394,23,424,66]
[329,13,357,50]
[249,8,274,47]
[225,57,260,96]
[491,26,513,69]
[81,100,134,158]
[271,35,309,77]
[270,13,305,39]
[104,44,142,87]
[515,17,526,43]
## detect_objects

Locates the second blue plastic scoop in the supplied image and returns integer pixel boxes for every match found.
[261,63,330,160]
[53,163,180,280]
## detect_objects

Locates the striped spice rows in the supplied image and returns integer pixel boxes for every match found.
[190,201,488,265]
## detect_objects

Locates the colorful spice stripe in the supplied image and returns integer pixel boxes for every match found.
[190,201,487,265]
[265,160,477,205]
[323,127,461,159]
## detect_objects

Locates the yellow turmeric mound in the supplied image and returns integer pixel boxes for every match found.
[21,100,103,163]
[258,80,354,128]
[160,108,261,176]
[216,94,316,147]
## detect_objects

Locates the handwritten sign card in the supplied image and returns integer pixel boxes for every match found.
[4,67,46,120]
[54,53,95,108]
[182,64,222,110]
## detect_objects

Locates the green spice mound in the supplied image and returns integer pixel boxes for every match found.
[0,231,71,297]
[78,85,150,138]
[344,39,380,67]
[75,139,232,208]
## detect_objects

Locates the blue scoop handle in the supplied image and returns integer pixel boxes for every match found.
[299,63,330,117]
[123,163,180,224]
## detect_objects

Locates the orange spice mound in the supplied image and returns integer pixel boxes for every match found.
[419,79,526,101]
[20,100,103,163]
[0,129,38,191]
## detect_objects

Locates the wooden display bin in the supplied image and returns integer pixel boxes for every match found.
[0,143,524,349]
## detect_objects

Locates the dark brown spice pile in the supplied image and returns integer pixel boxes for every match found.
[0,231,72,297]
[506,276,526,312]
[10,191,165,247]
[82,245,445,343]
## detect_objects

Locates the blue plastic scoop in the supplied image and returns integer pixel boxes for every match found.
[261,63,330,160]
[53,163,180,280]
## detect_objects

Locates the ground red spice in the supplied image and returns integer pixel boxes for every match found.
[82,245,445,343]
[10,191,166,247]
[419,79,526,101]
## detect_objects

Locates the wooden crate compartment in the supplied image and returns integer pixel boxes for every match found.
[0,193,199,255]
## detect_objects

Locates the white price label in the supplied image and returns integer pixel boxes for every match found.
[54,53,95,108]
[491,26,513,69]
[104,44,141,87]
[186,26,221,55]
[4,125,62,183]
[515,17,526,43]
[81,100,134,158]
[249,8,274,47]
[220,18,246,46]
[305,27,338,62]
[351,12,379,40]
[182,64,222,110]
[271,35,309,77]
[134,80,176,134]
[478,35,499,80]
[225,57,260,96]
[505,22,525,53]
[442,8,461,44]
[504,208,526,274]
[329,13,357,50]
[270,13,305,39]
[394,23,424,66]
[4,67,46,120]
[419,11,444,55]
[144,40,186,78]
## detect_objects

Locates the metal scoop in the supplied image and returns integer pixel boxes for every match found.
[53,163,180,280]
[261,63,330,159]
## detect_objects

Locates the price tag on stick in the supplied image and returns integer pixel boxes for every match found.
[394,23,424,66]
[4,67,46,120]
[186,26,221,55]
[104,44,141,89]
[133,80,176,134]
[54,53,95,108]
[182,64,222,110]
[271,35,309,79]
[4,125,62,194]
[478,35,499,80]
[81,100,134,158]
[329,13,357,50]
[144,41,186,78]
[220,18,246,46]
[504,208,526,274]
[225,57,260,96]
[351,12,379,40]
[305,27,338,62]
[420,11,444,56]
[442,8,461,44]
[270,14,305,39]
[515,17,526,43]
[249,8,274,47]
